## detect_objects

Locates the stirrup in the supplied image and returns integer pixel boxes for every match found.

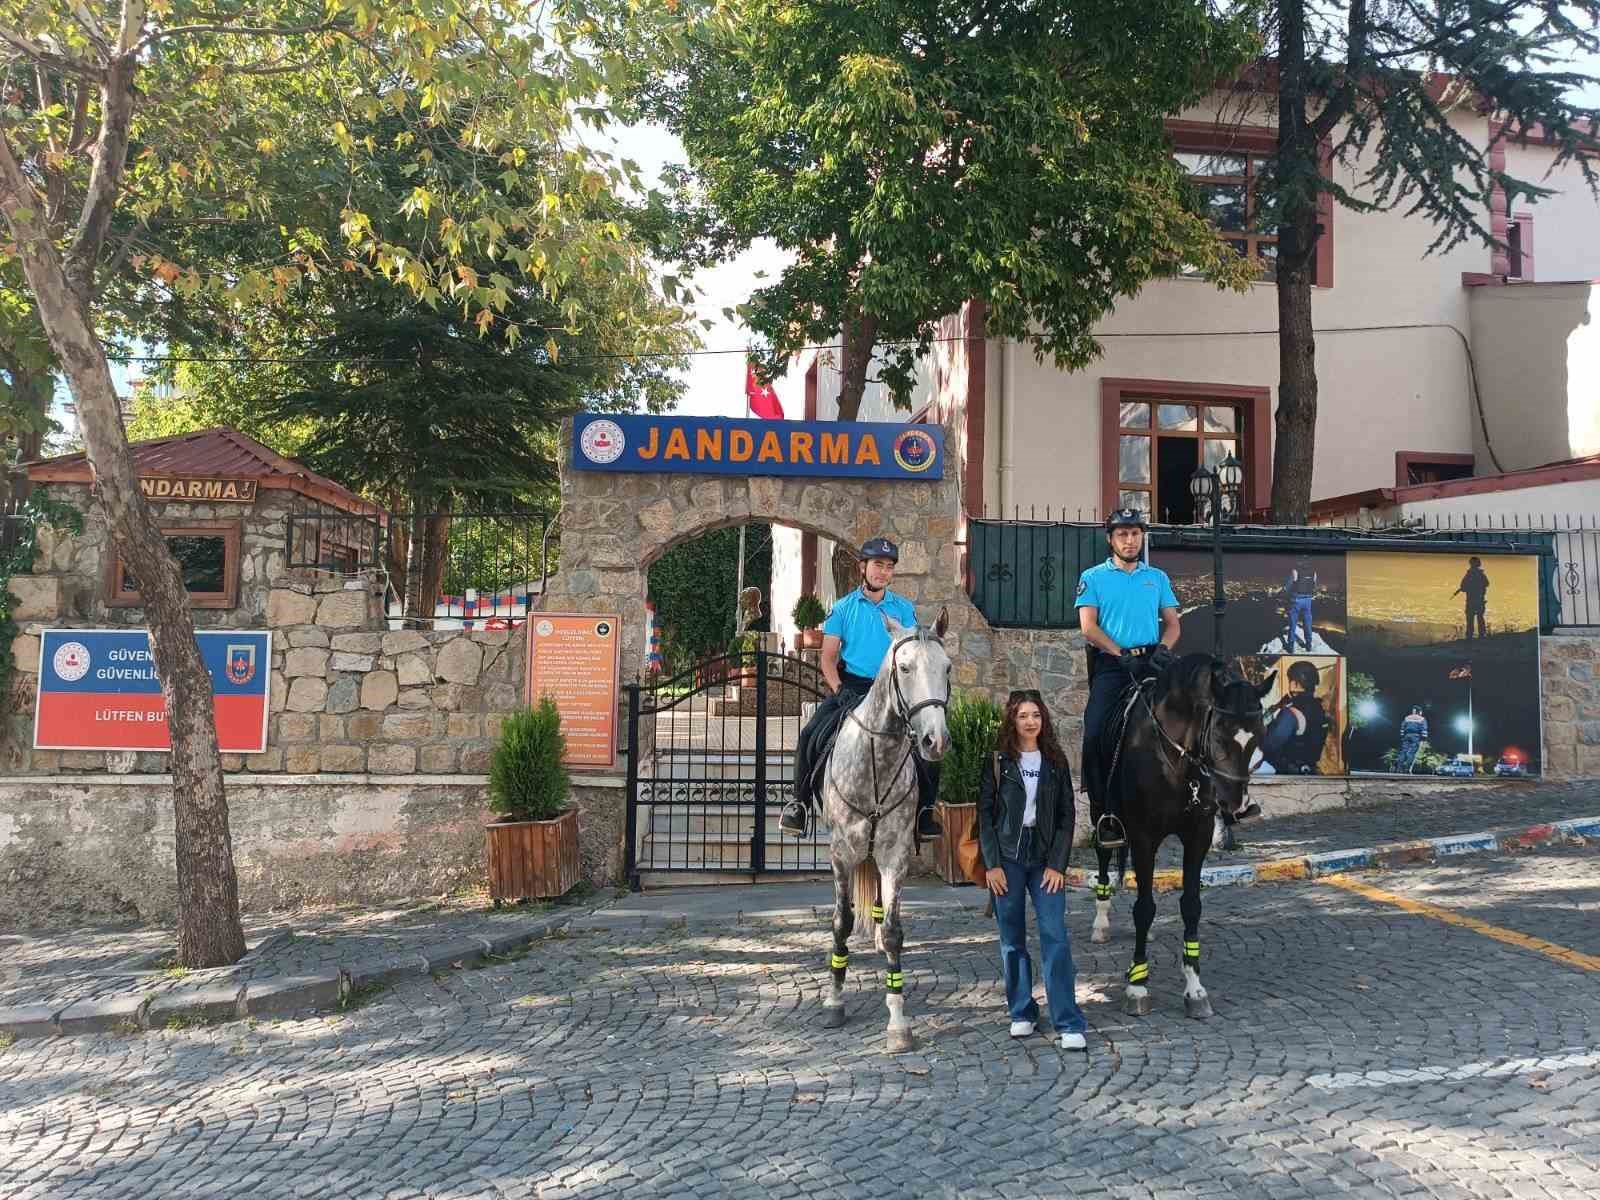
[778,802,810,837]
[916,808,942,838]
[1095,815,1127,849]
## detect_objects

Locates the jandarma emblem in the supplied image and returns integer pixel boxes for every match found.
[892,429,937,473]
[225,644,257,685]
[579,419,626,464]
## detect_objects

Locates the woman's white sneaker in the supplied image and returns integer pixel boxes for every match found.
[1009,1020,1036,1038]
[1059,1031,1087,1050]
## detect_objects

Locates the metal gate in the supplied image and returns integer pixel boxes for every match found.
[623,648,831,882]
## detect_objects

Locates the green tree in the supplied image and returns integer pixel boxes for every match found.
[1257,1,1600,521]
[0,0,687,966]
[648,525,772,669]
[628,0,1258,417]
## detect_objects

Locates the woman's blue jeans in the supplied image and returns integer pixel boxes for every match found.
[993,843,1087,1034]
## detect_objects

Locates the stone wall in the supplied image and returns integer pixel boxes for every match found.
[0,773,626,929]
[1539,634,1600,779]
[4,576,513,777]
[13,481,292,629]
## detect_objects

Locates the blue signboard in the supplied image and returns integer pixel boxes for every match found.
[571,413,943,481]
[35,629,272,753]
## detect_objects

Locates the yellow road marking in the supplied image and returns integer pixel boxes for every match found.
[1320,873,1600,974]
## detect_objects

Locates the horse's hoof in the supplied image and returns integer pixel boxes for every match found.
[821,1005,846,1029]
[1090,926,1111,945]
[1123,991,1153,1017]
[885,1027,914,1054]
[1185,994,1213,1020]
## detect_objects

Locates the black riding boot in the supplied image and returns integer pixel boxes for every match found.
[915,759,942,838]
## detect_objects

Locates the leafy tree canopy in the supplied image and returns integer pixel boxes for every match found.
[620,0,1261,416]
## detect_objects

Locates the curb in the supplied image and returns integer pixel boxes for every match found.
[1063,814,1600,894]
[0,909,577,1042]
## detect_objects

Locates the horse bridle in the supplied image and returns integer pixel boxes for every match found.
[846,629,950,751]
[831,629,949,843]
[1138,686,1261,804]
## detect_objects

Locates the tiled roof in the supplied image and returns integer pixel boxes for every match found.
[25,427,382,516]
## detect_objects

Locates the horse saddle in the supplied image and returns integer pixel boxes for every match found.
[804,691,867,796]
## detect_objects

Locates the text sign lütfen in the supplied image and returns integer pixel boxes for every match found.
[34,629,272,753]
[571,413,943,480]
[525,614,621,768]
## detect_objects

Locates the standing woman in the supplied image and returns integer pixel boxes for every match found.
[978,690,1089,1050]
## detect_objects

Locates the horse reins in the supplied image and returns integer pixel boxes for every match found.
[829,629,949,854]
[1111,675,1259,811]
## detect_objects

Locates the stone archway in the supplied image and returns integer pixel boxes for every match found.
[543,420,975,680]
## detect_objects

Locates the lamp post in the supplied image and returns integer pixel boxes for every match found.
[1189,453,1245,655]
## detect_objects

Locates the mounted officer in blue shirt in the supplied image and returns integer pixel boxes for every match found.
[1075,509,1182,849]
[780,537,943,840]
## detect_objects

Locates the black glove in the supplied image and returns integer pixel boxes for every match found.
[1117,648,1138,675]
[1149,644,1177,672]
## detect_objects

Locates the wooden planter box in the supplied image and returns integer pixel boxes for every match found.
[798,628,823,650]
[933,801,978,885]
[485,808,580,902]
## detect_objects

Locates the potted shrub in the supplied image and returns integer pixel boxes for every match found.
[934,691,1003,885]
[792,593,827,650]
[728,631,760,686]
[484,696,580,902]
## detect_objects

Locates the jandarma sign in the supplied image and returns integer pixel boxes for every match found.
[138,476,258,503]
[572,413,943,481]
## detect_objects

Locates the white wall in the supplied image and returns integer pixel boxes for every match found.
[769,524,805,648]
[938,102,1600,516]
[1505,141,1600,281]
[1468,282,1600,469]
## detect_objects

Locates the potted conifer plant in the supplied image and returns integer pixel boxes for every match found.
[728,630,760,686]
[484,696,580,902]
[792,593,827,650]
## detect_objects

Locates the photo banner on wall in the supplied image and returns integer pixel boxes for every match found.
[1343,552,1540,778]
[34,629,271,753]
[1154,544,1542,779]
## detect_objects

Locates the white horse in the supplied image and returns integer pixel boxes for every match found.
[818,610,951,1052]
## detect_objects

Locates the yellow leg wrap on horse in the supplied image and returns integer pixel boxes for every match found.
[885,970,904,993]
[871,905,885,922]
[1127,961,1150,984]
[830,953,849,969]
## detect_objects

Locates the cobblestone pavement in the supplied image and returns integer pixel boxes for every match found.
[1142,777,1598,870]
[3,844,1599,1199]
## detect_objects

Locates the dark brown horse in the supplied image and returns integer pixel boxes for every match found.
[1089,655,1269,1018]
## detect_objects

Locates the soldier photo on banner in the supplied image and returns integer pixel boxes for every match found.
[1161,549,1348,657]
[1343,553,1541,778]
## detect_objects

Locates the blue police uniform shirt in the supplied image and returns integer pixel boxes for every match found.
[1074,558,1178,649]
[822,587,918,679]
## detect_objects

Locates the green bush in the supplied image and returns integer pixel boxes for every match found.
[938,691,1004,806]
[488,696,570,823]
[791,592,826,630]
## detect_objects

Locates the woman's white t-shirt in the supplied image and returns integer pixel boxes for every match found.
[1019,750,1042,827]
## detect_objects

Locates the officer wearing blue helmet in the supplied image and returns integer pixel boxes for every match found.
[780,536,943,840]
[1075,508,1182,848]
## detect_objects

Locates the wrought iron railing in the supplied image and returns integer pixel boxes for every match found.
[966,514,1575,631]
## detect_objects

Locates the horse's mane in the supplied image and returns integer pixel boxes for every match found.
[1156,653,1215,706]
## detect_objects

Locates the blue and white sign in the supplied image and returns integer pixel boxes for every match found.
[572,413,943,481]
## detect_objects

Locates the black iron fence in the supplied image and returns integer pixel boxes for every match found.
[966,512,1588,631]
[384,509,557,627]
[284,501,558,628]
[285,496,383,573]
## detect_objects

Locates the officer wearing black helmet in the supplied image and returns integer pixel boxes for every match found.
[1075,509,1182,848]
[780,536,943,839]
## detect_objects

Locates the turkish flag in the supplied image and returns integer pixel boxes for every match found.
[745,362,785,420]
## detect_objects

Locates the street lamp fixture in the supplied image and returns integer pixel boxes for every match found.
[1189,454,1245,655]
